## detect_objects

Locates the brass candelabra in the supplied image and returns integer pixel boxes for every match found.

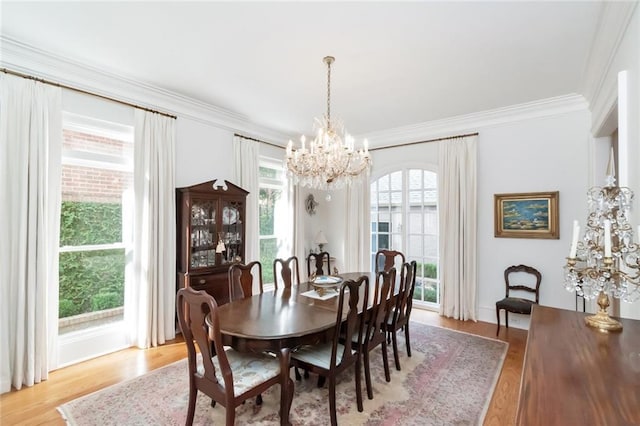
[563,166,640,332]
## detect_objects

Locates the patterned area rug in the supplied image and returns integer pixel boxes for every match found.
[58,322,507,425]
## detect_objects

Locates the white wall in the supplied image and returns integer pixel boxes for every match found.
[175,118,234,188]
[477,111,591,327]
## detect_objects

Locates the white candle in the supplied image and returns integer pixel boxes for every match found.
[569,220,579,258]
[604,219,612,258]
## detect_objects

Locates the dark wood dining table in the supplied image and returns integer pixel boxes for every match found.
[215,272,378,426]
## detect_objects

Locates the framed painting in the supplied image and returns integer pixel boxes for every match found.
[494,191,559,239]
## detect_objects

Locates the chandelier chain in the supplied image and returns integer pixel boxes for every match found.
[326,58,331,126]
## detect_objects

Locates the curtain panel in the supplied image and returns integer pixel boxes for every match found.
[232,135,260,264]
[438,135,478,321]
[124,110,176,349]
[0,74,62,393]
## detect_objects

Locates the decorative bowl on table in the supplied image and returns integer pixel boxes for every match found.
[311,275,343,296]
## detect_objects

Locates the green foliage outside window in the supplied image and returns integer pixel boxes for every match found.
[59,201,125,318]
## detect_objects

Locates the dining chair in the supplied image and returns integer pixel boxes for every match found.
[273,256,301,289]
[290,276,368,426]
[355,267,395,400]
[176,287,293,426]
[228,261,264,301]
[375,249,406,275]
[386,260,417,371]
[306,251,331,278]
[495,264,542,336]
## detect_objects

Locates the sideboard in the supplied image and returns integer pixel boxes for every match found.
[516,305,640,425]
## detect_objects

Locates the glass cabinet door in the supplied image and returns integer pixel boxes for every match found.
[220,199,244,264]
[190,199,217,268]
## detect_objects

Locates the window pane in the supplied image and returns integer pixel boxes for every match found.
[392,234,402,249]
[378,222,389,232]
[259,188,281,235]
[408,234,422,257]
[408,212,422,233]
[409,190,422,205]
[60,165,131,246]
[424,189,438,203]
[424,207,438,234]
[378,192,390,204]
[409,169,422,190]
[391,191,402,205]
[59,248,125,318]
[260,238,278,283]
[390,171,402,190]
[424,171,437,189]
[424,235,438,257]
[378,174,389,191]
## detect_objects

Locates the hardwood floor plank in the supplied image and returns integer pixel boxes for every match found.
[0,310,526,425]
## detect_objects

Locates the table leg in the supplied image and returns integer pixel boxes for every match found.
[279,347,293,426]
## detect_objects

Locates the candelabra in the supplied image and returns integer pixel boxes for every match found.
[564,161,640,332]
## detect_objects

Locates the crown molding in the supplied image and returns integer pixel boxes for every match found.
[359,94,589,147]
[0,36,289,144]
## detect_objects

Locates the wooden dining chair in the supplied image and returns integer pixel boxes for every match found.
[386,260,417,371]
[375,249,406,275]
[355,267,395,400]
[496,264,542,336]
[290,276,369,426]
[273,256,301,289]
[176,287,293,426]
[306,251,331,277]
[228,261,264,301]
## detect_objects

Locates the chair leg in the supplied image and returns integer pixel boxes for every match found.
[496,306,501,336]
[317,375,326,388]
[404,323,411,358]
[256,394,262,405]
[329,376,338,426]
[225,405,235,426]
[294,367,301,381]
[355,355,364,412]
[392,330,401,371]
[186,388,197,426]
[381,339,391,382]
[363,349,373,400]
[505,311,509,329]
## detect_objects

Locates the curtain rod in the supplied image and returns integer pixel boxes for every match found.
[234,133,284,149]
[369,132,479,152]
[1,67,177,119]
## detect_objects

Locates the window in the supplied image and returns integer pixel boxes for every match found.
[258,159,289,287]
[371,168,439,307]
[58,112,133,334]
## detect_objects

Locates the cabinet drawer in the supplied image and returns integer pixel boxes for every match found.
[189,273,229,305]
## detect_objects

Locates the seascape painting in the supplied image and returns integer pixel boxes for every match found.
[502,199,550,231]
[494,191,559,239]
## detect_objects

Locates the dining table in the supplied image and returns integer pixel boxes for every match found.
[215,271,382,426]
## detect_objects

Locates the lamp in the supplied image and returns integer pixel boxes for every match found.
[564,147,640,332]
[315,231,328,252]
[285,56,372,190]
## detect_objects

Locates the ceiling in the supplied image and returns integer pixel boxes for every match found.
[2,1,605,141]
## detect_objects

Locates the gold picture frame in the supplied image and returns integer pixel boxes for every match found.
[494,191,559,239]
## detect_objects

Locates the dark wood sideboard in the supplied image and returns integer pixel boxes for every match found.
[516,305,640,425]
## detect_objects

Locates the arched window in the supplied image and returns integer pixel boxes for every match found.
[370,169,439,307]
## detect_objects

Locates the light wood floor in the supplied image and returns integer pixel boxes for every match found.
[0,310,527,425]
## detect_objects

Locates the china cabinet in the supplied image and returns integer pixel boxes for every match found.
[176,179,248,304]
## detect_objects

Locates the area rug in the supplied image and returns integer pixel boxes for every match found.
[57,322,507,425]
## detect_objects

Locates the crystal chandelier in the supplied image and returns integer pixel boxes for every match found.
[564,150,640,332]
[285,56,371,190]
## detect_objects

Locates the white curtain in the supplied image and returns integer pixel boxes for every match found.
[344,174,371,272]
[124,110,176,349]
[0,74,62,393]
[438,135,478,321]
[232,135,260,263]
